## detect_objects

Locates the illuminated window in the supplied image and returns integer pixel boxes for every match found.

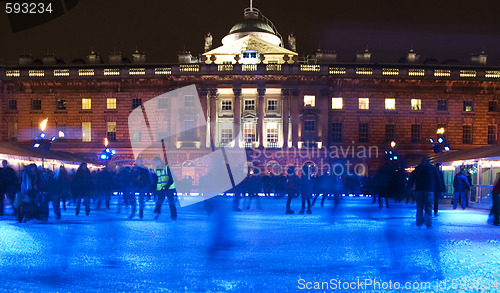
[463,125,472,144]
[244,100,255,111]
[359,123,369,143]
[107,122,117,142]
[267,99,278,111]
[304,95,315,107]
[132,98,142,109]
[155,67,172,75]
[221,128,233,145]
[382,68,399,76]
[180,65,199,72]
[329,67,346,74]
[331,97,343,109]
[463,101,474,112]
[8,100,17,110]
[385,98,396,110]
[411,124,421,143]
[437,100,448,111]
[82,98,91,110]
[129,68,146,75]
[460,70,476,78]
[356,68,372,75]
[107,98,116,110]
[158,98,168,109]
[31,99,41,110]
[54,69,69,77]
[184,95,194,107]
[78,69,94,76]
[266,122,279,144]
[304,120,315,131]
[29,70,44,77]
[221,100,232,111]
[56,99,66,110]
[243,123,256,143]
[241,50,259,65]
[434,70,451,77]
[408,69,425,76]
[411,99,421,111]
[359,98,369,110]
[6,70,20,77]
[486,71,500,78]
[82,122,91,142]
[301,65,320,72]
[104,69,120,76]
[488,126,497,144]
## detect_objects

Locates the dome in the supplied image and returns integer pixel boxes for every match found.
[228,19,276,35]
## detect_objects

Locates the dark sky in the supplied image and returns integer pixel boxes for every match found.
[1,0,500,65]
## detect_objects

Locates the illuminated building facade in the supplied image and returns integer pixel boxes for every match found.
[1,6,500,179]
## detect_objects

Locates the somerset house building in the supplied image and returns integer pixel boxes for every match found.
[1,5,500,181]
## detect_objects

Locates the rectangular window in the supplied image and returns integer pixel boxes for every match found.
[331,97,343,109]
[463,125,473,144]
[488,126,497,144]
[359,123,369,143]
[437,100,448,111]
[411,99,421,111]
[385,98,396,110]
[107,122,117,142]
[244,99,255,111]
[31,99,42,110]
[132,98,142,109]
[489,100,498,112]
[8,100,17,110]
[385,124,395,142]
[82,98,91,110]
[266,123,279,144]
[221,128,233,145]
[56,99,66,110]
[222,100,232,111]
[184,95,195,107]
[304,120,315,131]
[243,123,256,143]
[330,123,342,143]
[107,98,116,110]
[131,129,141,142]
[463,101,474,112]
[82,122,91,142]
[304,95,315,107]
[267,99,278,111]
[158,98,168,109]
[183,120,196,140]
[359,98,369,110]
[8,122,17,142]
[411,124,421,143]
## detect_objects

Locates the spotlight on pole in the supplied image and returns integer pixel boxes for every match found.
[33,142,41,148]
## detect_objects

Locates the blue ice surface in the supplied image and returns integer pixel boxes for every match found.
[0,197,499,292]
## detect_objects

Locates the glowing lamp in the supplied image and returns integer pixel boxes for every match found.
[40,133,46,139]
[430,138,434,143]
[390,141,396,148]
[436,127,445,135]
[40,118,48,131]
[33,142,41,148]
[438,137,444,144]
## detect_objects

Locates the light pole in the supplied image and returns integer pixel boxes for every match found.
[430,127,451,170]
[33,118,55,169]
[99,137,116,162]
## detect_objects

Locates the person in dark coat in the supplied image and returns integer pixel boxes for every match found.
[489,174,500,226]
[96,167,114,210]
[299,165,313,214]
[54,165,71,211]
[285,166,300,214]
[407,157,443,228]
[453,170,470,210]
[433,163,446,216]
[73,163,93,216]
[17,164,39,222]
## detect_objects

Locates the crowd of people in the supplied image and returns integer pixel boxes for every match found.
[0,158,498,227]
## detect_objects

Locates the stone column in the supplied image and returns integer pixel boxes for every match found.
[233,88,241,146]
[320,88,330,148]
[198,87,208,149]
[209,88,218,149]
[291,88,300,147]
[282,88,289,148]
[258,88,266,148]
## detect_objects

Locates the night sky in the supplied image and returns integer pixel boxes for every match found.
[1,0,500,65]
